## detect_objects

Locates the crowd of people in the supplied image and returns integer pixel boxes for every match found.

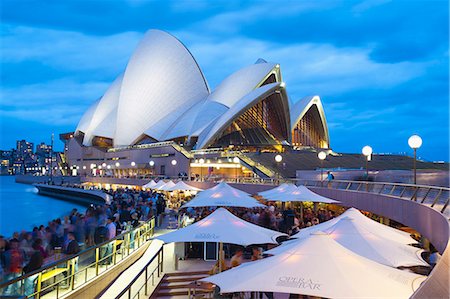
[180,204,338,236]
[0,186,168,296]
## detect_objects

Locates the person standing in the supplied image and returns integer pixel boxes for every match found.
[106,218,116,264]
[23,242,44,298]
[3,239,25,295]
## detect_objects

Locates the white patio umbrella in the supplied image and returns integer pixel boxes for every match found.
[156,208,286,246]
[166,181,203,192]
[158,180,176,191]
[142,180,157,189]
[257,183,296,198]
[201,232,426,299]
[152,180,166,190]
[267,217,428,268]
[181,182,266,208]
[291,208,417,245]
[340,208,418,245]
[259,184,339,203]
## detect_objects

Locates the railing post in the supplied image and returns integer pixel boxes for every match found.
[420,188,432,204]
[160,248,164,273]
[145,267,148,295]
[378,184,385,194]
[157,252,160,277]
[95,247,100,275]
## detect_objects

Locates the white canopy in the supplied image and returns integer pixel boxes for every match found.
[259,184,339,203]
[152,180,167,190]
[181,182,266,208]
[155,208,286,246]
[201,232,426,298]
[292,208,417,245]
[267,217,427,268]
[340,208,417,244]
[142,180,157,189]
[258,183,296,198]
[166,181,203,192]
[158,180,176,191]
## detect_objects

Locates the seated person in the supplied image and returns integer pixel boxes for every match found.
[230,249,243,268]
[209,259,228,275]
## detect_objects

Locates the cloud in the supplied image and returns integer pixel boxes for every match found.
[0,0,447,161]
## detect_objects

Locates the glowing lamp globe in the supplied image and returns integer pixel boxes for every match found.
[131,161,136,167]
[171,159,177,166]
[408,135,422,149]
[199,158,205,164]
[275,154,283,163]
[149,160,155,166]
[362,146,373,156]
[233,157,240,163]
[318,151,327,160]
[115,162,120,167]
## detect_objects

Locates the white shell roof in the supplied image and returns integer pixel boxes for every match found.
[114,29,210,146]
[290,95,330,144]
[207,62,277,108]
[76,98,100,134]
[197,82,282,149]
[82,74,123,145]
[75,29,329,149]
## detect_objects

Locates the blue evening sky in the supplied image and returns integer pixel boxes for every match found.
[0,0,448,161]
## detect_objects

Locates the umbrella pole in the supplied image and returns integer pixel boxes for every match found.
[218,242,224,272]
[300,203,304,223]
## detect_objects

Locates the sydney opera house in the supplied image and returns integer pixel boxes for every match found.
[62,30,330,178]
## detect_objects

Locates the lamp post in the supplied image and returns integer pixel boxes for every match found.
[408,135,422,184]
[49,133,54,184]
[233,157,240,182]
[362,145,372,182]
[362,146,372,192]
[131,161,136,178]
[171,159,177,178]
[199,158,205,181]
[318,151,327,186]
[274,154,282,183]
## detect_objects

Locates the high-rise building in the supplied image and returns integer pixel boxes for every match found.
[16,140,34,159]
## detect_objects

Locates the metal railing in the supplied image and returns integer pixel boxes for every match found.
[292,179,450,217]
[0,218,155,299]
[115,246,164,299]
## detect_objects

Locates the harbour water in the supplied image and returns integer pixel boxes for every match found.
[0,176,86,237]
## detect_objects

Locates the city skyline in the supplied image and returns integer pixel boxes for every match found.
[0,0,448,161]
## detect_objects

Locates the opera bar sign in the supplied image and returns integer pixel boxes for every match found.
[194,233,220,240]
[276,276,321,290]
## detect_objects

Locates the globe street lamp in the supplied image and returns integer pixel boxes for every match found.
[362,145,372,178]
[274,154,283,182]
[408,135,422,184]
[318,151,327,186]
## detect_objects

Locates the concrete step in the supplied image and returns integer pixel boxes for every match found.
[156,288,210,296]
[165,270,209,276]
[160,281,199,289]
[163,274,208,283]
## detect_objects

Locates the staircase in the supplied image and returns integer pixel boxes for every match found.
[151,270,211,298]
[235,153,277,179]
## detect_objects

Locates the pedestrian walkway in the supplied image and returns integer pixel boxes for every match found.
[99,211,178,299]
